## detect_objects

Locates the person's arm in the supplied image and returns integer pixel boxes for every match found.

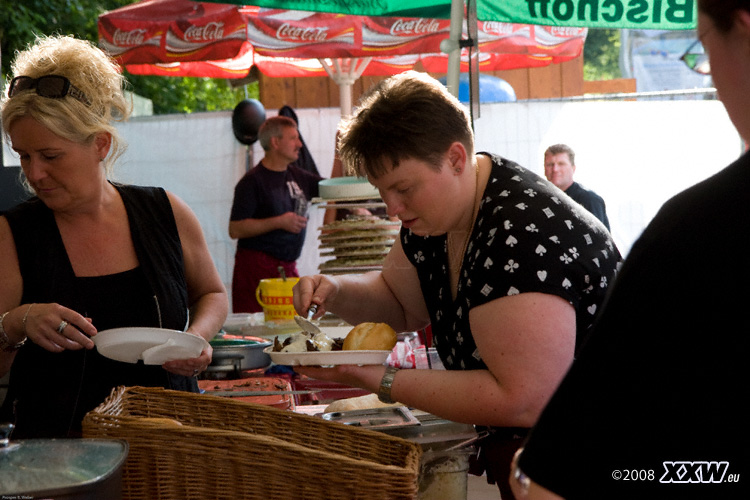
[228,212,308,239]
[323,138,344,225]
[0,218,97,376]
[298,292,575,426]
[163,192,228,376]
[576,191,610,231]
[228,175,309,239]
[294,238,430,332]
[511,449,566,500]
[296,247,577,427]
[0,217,23,376]
[595,200,611,231]
[585,198,610,230]
[386,292,575,426]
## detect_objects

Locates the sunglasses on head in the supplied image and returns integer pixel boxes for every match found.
[8,75,91,106]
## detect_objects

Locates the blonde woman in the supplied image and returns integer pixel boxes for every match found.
[0,35,227,438]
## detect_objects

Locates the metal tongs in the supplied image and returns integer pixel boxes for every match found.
[294,303,320,334]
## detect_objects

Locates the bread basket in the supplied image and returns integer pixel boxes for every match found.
[83,386,421,499]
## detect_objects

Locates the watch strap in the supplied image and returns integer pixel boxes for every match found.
[377,366,399,404]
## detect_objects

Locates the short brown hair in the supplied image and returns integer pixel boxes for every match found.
[698,0,749,32]
[544,144,576,166]
[258,115,297,151]
[338,71,474,179]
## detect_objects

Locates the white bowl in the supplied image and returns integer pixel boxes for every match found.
[222,313,261,334]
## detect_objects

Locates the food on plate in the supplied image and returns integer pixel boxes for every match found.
[272,331,344,353]
[271,322,397,354]
[343,322,398,351]
[320,215,400,231]
[317,217,400,273]
[319,256,388,270]
[324,393,401,413]
[318,228,400,241]
[318,235,396,249]
[319,245,391,257]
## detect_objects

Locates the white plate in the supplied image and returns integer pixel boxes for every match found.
[93,327,209,365]
[317,326,351,339]
[264,346,390,366]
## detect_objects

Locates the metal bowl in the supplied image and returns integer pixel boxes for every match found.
[208,336,272,373]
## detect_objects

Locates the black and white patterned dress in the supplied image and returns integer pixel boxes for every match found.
[402,153,620,370]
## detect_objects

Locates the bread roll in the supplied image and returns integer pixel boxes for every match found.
[139,418,183,427]
[342,322,397,351]
[324,393,400,413]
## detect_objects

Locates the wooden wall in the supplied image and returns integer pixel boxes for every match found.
[257,55,589,110]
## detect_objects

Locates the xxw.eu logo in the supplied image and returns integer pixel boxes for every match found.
[660,461,736,483]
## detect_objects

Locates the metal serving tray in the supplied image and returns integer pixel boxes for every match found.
[320,406,421,429]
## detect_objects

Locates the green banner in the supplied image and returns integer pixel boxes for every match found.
[214,0,455,19]
[480,0,696,30]
[203,0,696,30]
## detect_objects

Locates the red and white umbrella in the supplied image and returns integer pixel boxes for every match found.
[98,0,586,114]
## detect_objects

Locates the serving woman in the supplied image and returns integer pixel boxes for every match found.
[293,71,620,498]
[0,35,228,438]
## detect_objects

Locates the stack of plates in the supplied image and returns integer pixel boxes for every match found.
[318,216,401,274]
[317,177,380,200]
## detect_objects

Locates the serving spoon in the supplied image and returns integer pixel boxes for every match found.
[294,303,320,334]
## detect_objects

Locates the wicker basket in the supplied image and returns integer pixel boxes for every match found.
[82,386,421,500]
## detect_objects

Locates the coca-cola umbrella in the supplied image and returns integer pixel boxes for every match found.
[98,0,587,115]
[202,0,696,31]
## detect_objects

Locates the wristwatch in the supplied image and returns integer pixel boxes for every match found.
[377,366,399,404]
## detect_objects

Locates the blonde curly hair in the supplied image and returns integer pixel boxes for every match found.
[1,34,132,180]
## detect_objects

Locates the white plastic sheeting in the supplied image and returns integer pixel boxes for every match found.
[105,99,738,310]
[110,108,339,306]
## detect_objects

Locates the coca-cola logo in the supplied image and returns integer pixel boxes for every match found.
[481,21,515,36]
[113,28,148,47]
[184,22,225,42]
[390,18,441,36]
[548,27,583,37]
[276,23,328,42]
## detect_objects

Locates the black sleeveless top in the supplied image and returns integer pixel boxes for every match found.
[1,184,197,438]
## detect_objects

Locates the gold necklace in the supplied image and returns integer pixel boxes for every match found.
[448,163,481,277]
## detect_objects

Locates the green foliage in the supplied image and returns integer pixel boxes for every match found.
[0,0,255,115]
[1,0,127,73]
[125,74,257,115]
[583,29,622,81]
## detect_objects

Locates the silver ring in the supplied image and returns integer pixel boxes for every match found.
[57,320,68,334]
[192,369,200,376]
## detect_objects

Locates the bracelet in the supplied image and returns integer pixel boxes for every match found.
[0,309,28,353]
[22,303,34,336]
[377,366,399,404]
[512,464,531,495]
[0,312,9,345]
